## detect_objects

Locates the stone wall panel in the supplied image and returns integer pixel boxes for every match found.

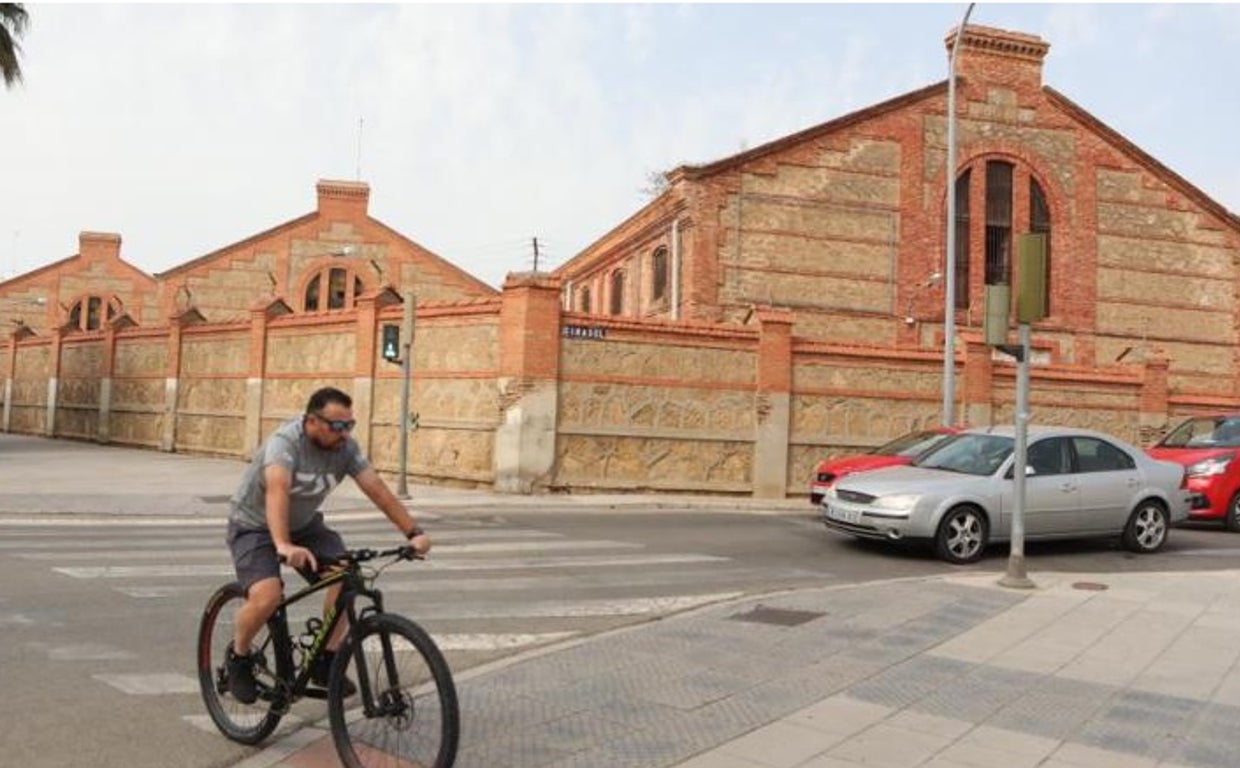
[554,435,752,491]
[181,336,248,376]
[175,413,244,456]
[115,340,167,377]
[559,381,754,435]
[60,342,104,377]
[1096,303,1231,344]
[267,331,354,375]
[561,340,754,386]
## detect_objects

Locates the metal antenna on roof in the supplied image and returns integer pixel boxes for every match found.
[355,117,364,181]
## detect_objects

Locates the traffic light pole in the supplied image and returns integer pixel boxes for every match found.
[396,291,415,499]
[999,322,1035,589]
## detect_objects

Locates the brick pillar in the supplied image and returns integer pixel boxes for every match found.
[162,309,203,452]
[753,309,793,499]
[244,307,270,457]
[494,273,562,494]
[1140,354,1170,442]
[97,324,118,443]
[46,328,64,437]
[2,331,18,432]
[243,299,293,457]
[162,322,182,452]
[962,337,994,427]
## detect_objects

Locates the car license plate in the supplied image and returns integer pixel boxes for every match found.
[826,504,861,525]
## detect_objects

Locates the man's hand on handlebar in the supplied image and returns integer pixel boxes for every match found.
[276,542,318,573]
[409,531,431,557]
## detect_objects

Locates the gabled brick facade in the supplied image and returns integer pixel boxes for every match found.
[555,24,1240,400]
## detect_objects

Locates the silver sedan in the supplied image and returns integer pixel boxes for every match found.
[820,426,1190,564]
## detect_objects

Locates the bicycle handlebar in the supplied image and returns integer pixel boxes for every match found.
[277,545,424,569]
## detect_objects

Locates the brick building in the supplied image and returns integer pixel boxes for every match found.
[5,25,1240,498]
[554,24,1240,402]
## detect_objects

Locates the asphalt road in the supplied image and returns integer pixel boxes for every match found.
[2,507,1238,768]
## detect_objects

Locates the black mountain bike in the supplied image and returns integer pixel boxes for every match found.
[197,545,459,768]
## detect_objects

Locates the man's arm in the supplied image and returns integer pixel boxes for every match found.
[353,466,431,553]
[264,464,318,572]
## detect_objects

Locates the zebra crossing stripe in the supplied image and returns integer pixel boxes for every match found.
[414,632,577,651]
[24,539,640,561]
[413,592,744,620]
[93,673,199,695]
[54,553,728,579]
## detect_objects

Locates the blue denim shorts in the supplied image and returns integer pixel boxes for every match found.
[226,514,346,592]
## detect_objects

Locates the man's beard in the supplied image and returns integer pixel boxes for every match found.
[310,433,344,451]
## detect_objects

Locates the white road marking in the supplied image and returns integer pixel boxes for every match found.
[427,632,578,651]
[419,553,728,571]
[182,713,305,734]
[23,539,639,561]
[55,552,727,579]
[42,643,137,661]
[93,673,200,695]
[0,528,562,550]
[413,592,744,620]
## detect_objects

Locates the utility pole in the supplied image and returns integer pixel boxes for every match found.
[532,237,541,272]
[943,3,976,427]
[396,290,416,499]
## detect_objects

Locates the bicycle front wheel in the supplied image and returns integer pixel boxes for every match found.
[329,614,459,768]
[197,582,284,745]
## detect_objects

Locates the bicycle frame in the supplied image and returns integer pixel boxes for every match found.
[261,561,388,710]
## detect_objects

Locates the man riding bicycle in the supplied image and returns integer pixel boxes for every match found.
[224,386,430,703]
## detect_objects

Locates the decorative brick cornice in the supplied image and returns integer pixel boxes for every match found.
[946,24,1049,63]
[316,180,370,201]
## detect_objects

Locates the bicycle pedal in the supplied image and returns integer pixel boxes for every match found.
[303,686,330,700]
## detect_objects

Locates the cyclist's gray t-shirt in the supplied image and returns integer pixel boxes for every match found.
[228,417,369,532]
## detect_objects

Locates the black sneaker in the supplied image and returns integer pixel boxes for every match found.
[312,650,357,698]
[226,643,260,704]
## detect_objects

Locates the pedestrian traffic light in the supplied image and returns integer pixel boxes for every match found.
[381,324,400,362]
[1016,234,1047,324]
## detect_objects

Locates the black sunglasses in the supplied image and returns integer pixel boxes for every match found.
[311,411,356,433]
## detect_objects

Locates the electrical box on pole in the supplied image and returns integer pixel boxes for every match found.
[1016,234,1048,324]
[983,283,1011,347]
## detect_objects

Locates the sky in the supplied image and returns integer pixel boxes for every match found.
[3,3,1239,290]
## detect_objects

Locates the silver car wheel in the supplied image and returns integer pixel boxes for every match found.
[937,507,986,564]
[1123,501,1168,554]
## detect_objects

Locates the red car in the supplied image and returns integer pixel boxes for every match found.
[1147,414,1240,529]
[809,427,958,505]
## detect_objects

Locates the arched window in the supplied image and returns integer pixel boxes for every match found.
[985,160,1014,285]
[609,270,625,315]
[302,266,365,312]
[651,247,668,302]
[66,295,120,331]
[1030,177,1052,315]
[952,161,1054,318]
[954,170,971,310]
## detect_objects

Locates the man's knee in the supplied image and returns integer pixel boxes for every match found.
[246,577,283,612]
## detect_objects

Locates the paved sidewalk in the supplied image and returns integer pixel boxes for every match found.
[241,568,1240,768]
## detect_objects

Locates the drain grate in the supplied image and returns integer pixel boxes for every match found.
[198,495,232,504]
[1072,581,1109,591]
[728,605,825,627]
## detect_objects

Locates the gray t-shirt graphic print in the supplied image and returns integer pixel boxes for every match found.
[228,417,369,532]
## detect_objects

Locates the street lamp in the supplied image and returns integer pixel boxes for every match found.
[942,3,975,427]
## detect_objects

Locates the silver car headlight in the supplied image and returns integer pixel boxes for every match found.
[1186,456,1232,477]
[870,494,920,515]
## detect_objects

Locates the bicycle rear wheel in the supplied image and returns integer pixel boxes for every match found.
[197,582,285,744]
[329,614,459,768]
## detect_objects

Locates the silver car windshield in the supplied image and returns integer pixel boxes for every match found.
[913,434,1015,476]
